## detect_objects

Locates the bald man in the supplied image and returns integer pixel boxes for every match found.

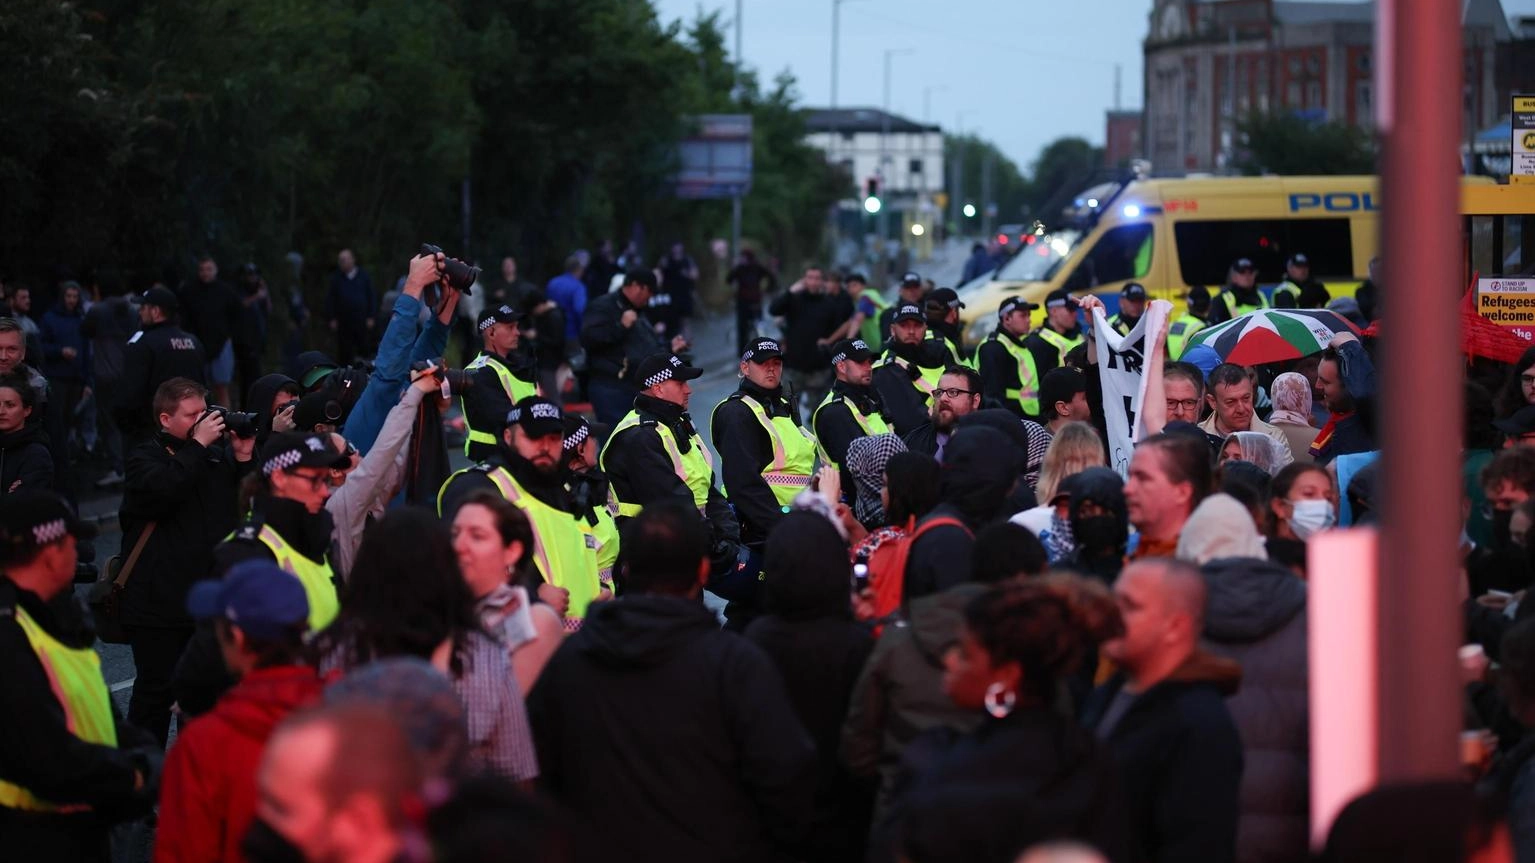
[1082,558,1244,863]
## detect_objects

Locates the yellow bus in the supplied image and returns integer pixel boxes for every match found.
[957,174,1534,345]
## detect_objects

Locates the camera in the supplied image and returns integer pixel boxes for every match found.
[293,368,367,430]
[206,406,259,438]
[411,358,473,396]
[420,244,480,295]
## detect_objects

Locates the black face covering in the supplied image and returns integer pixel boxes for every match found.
[1073,515,1125,556]
[242,817,309,863]
[1493,509,1515,549]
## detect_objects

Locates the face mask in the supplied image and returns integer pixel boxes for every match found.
[1073,515,1124,554]
[1288,499,1336,540]
[242,817,309,863]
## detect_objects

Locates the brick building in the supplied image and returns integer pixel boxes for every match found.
[1144,0,1511,173]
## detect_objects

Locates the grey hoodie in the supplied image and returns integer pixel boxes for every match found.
[1201,556,1309,863]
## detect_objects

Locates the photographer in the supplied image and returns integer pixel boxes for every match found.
[580,269,688,425]
[118,377,255,747]
[462,304,538,462]
[342,250,459,455]
[438,395,602,629]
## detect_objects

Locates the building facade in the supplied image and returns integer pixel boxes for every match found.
[803,108,945,197]
[1143,0,1511,174]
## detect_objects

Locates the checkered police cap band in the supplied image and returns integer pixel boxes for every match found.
[32,518,67,546]
[262,449,303,476]
[643,367,673,388]
[478,317,496,332]
[563,424,590,452]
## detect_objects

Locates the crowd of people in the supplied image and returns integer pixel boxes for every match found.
[0,241,1529,863]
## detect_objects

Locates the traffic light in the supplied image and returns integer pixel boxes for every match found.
[863,177,882,214]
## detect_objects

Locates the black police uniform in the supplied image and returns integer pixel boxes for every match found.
[602,393,740,539]
[976,328,1037,419]
[870,340,949,436]
[116,321,207,438]
[814,379,891,489]
[462,350,539,463]
[710,379,805,548]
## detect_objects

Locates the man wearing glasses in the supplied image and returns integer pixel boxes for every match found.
[902,367,983,461]
[1207,257,1270,325]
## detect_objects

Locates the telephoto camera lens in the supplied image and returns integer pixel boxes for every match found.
[419,243,480,294]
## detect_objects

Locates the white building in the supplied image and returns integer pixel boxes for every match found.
[803,108,945,197]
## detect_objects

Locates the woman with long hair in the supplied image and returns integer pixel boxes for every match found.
[0,375,52,493]
[451,490,566,693]
[1264,462,1337,575]
[1013,422,1107,545]
[1497,346,1535,420]
[884,575,1128,863]
[314,506,538,781]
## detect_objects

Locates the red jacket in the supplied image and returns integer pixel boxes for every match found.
[154,665,324,863]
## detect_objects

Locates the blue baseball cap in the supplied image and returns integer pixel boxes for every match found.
[187,559,310,639]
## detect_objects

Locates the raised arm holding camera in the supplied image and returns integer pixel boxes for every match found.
[117,377,255,747]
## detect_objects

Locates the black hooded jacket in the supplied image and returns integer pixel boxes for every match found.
[1200,557,1309,863]
[245,373,298,446]
[745,513,876,863]
[528,594,817,863]
[0,423,54,494]
[904,427,1020,602]
[1060,467,1129,583]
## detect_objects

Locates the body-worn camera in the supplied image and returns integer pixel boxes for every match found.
[206,406,259,438]
[411,358,473,396]
[420,244,480,295]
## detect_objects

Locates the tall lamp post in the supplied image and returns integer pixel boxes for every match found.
[880,47,916,248]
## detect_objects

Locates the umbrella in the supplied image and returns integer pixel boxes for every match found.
[1184,308,1362,365]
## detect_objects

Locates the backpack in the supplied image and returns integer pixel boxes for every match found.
[866,515,972,627]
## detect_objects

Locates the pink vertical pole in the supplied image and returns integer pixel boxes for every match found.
[1376,0,1463,779]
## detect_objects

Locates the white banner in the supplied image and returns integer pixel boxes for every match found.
[1093,300,1173,477]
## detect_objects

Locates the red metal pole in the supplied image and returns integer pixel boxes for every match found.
[1375,0,1463,780]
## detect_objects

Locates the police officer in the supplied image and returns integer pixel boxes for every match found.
[440,396,602,629]
[813,338,891,493]
[977,296,1045,418]
[1208,257,1269,324]
[923,287,972,367]
[1167,285,1211,359]
[871,302,951,435]
[845,272,889,347]
[710,338,818,556]
[1024,287,1086,376]
[877,271,929,339]
[117,285,207,439]
[462,303,538,461]
[598,351,742,597]
[1272,253,1331,309]
[0,490,159,860]
[562,414,619,597]
[1107,282,1149,336]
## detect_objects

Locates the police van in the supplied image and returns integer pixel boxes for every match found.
[958,174,1533,344]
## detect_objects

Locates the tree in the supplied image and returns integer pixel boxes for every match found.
[944,135,1029,230]
[1023,137,1105,219]
[1234,110,1378,175]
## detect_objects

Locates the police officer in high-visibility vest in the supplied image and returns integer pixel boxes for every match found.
[440,396,603,630]
[1107,282,1149,336]
[1207,257,1270,324]
[1167,285,1211,360]
[561,415,619,597]
[813,338,891,493]
[1023,287,1086,376]
[977,296,1045,418]
[710,338,818,555]
[924,287,972,367]
[877,271,929,342]
[462,303,539,462]
[871,302,951,434]
[845,272,889,347]
[217,432,353,636]
[1272,252,1331,309]
[0,490,159,860]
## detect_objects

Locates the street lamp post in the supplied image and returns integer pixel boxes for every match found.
[950,109,976,241]
[880,48,916,249]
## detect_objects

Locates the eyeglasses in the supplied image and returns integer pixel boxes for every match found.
[1521,374,1535,388]
[1166,398,1200,412]
[284,470,332,491]
[933,387,975,400]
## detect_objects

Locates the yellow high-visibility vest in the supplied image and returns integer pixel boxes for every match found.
[0,606,118,812]
[984,332,1042,417]
[713,394,818,506]
[251,524,339,632]
[600,411,715,517]
[1167,315,1207,360]
[812,390,892,469]
[462,352,538,456]
[1034,328,1084,367]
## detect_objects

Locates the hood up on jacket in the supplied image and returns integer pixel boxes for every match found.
[1176,492,1268,565]
[246,373,299,440]
[938,426,1020,527]
[1201,555,1306,644]
[762,511,852,622]
[575,594,720,669]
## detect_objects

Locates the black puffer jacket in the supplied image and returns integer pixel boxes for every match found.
[1201,557,1309,863]
[0,424,53,494]
[745,513,875,863]
[904,427,1020,602]
[1061,467,1130,583]
[580,290,664,383]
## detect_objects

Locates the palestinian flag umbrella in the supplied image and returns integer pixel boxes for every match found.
[1184,308,1363,365]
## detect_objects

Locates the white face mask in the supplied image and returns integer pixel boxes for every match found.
[1288,498,1336,540]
